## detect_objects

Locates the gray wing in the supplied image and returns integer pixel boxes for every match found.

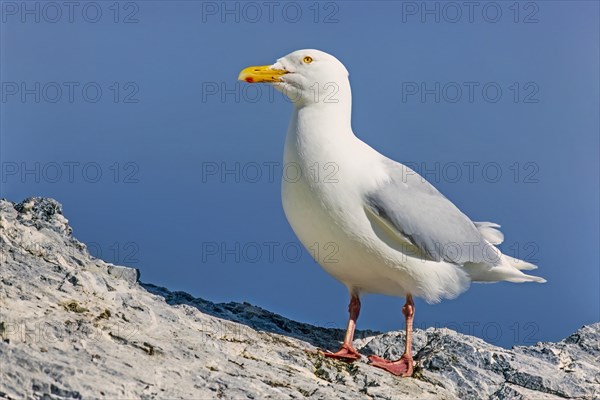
[364,160,498,266]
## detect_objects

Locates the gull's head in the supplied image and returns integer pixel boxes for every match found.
[238,49,350,106]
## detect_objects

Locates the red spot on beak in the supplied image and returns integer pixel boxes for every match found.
[246,77,254,83]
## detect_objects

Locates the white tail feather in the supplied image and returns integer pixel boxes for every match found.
[474,221,504,245]
[507,257,538,271]
[464,238,545,283]
[474,221,539,271]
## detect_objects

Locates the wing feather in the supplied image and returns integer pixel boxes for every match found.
[365,160,498,266]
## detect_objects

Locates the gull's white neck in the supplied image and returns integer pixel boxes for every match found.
[283,79,385,192]
[286,79,355,152]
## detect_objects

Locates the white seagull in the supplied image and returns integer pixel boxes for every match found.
[238,49,545,377]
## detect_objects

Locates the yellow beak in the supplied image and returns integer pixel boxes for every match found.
[238,65,288,83]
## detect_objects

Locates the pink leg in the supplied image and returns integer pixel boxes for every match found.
[369,294,415,377]
[321,294,361,362]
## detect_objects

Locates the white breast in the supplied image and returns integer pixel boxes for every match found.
[280,113,414,296]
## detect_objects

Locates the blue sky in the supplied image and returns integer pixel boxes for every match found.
[1,1,598,348]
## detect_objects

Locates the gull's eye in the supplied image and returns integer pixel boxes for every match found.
[303,56,313,64]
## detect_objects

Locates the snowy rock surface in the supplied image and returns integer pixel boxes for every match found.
[0,197,598,399]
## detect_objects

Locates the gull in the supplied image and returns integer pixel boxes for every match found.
[238,49,545,377]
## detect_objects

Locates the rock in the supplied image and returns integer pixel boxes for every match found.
[0,197,598,399]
